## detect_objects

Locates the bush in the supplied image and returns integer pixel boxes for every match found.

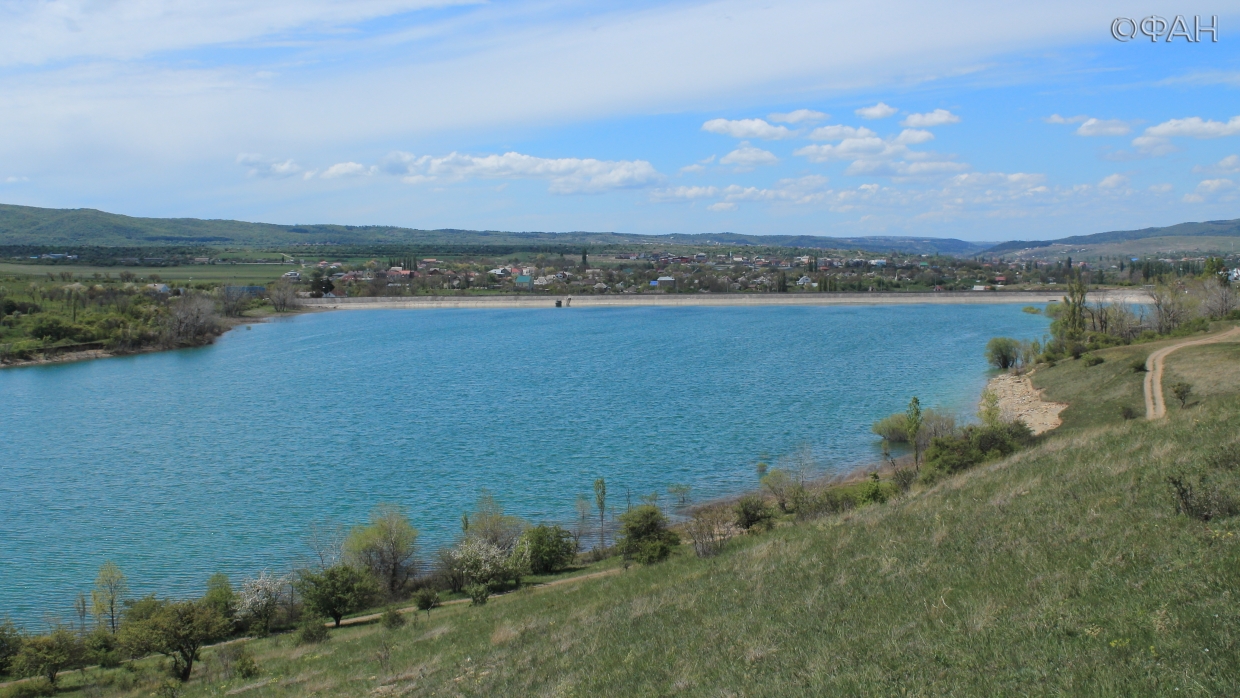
[413,588,440,617]
[985,337,1021,369]
[617,505,679,564]
[859,473,890,505]
[922,422,1033,482]
[294,564,378,628]
[790,487,856,520]
[84,627,120,668]
[684,507,732,558]
[1170,382,1193,408]
[1082,354,1104,367]
[520,524,577,575]
[233,647,259,679]
[380,607,406,630]
[4,678,55,698]
[871,413,909,442]
[0,618,21,676]
[1120,406,1139,420]
[734,495,773,530]
[892,467,917,493]
[295,617,329,645]
[1167,472,1239,522]
[465,583,490,606]
[1131,359,1148,373]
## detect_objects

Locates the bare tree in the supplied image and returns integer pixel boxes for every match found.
[1149,285,1193,334]
[220,286,252,317]
[684,506,735,557]
[162,293,220,346]
[268,280,299,312]
[1203,277,1237,319]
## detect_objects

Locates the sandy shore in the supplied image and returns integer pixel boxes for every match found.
[301,289,1146,311]
[985,371,1067,435]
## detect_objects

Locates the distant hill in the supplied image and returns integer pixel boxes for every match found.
[986,218,1240,255]
[0,203,987,255]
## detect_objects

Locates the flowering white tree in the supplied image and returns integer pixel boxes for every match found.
[448,539,507,587]
[237,571,288,635]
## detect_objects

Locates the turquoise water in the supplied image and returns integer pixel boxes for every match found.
[0,305,1048,624]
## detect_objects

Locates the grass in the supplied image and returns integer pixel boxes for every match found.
[14,330,1240,696]
[0,262,297,286]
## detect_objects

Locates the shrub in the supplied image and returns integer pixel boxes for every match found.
[790,487,855,520]
[859,473,890,505]
[12,628,80,685]
[985,337,1021,369]
[683,507,733,558]
[84,627,120,668]
[1120,406,1139,420]
[1131,359,1148,373]
[760,469,800,512]
[734,495,773,530]
[295,617,329,645]
[413,588,440,617]
[922,422,1032,482]
[617,505,679,564]
[1170,382,1192,408]
[520,524,577,575]
[465,583,490,606]
[1082,354,1104,367]
[871,413,909,442]
[4,677,55,698]
[380,607,406,630]
[233,647,259,679]
[0,618,21,676]
[1167,472,1238,522]
[892,467,917,493]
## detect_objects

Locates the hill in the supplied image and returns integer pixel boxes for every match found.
[0,203,987,255]
[987,218,1240,256]
[14,328,1237,696]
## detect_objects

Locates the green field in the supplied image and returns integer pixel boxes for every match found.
[8,325,1238,697]
[0,262,297,286]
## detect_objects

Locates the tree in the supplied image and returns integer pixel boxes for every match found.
[667,484,691,506]
[594,478,607,550]
[120,600,229,682]
[978,389,1002,427]
[237,572,286,635]
[344,504,419,597]
[267,280,299,312]
[463,491,525,551]
[906,396,924,467]
[520,524,577,575]
[985,337,1021,370]
[684,506,732,558]
[13,627,80,684]
[760,469,796,512]
[616,505,679,564]
[1171,381,1193,408]
[162,293,220,347]
[447,538,509,588]
[203,573,236,625]
[413,588,439,618]
[91,561,128,635]
[581,248,588,267]
[295,565,378,627]
[0,618,22,676]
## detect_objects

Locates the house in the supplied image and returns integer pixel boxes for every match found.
[593,282,608,291]
[657,276,676,288]
[515,275,534,290]
[796,275,813,286]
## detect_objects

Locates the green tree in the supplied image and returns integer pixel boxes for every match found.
[734,495,773,530]
[294,565,379,628]
[667,483,691,506]
[594,478,607,550]
[120,600,229,682]
[760,469,797,512]
[0,618,22,676]
[985,337,1021,370]
[13,627,80,685]
[520,524,577,575]
[906,396,924,467]
[344,504,419,597]
[203,573,236,624]
[91,561,128,635]
[413,589,440,618]
[1171,381,1193,408]
[616,505,680,564]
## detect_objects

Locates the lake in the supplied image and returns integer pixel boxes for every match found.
[0,304,1049,624]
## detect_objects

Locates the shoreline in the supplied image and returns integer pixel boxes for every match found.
[300,288,1146,310]
[985,370,1067,435]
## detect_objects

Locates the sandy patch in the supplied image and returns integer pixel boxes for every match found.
[986,372,1067,435]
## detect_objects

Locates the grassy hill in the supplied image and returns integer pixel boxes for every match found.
[0,203,987,255]
[987,218,1240,256]
[19,326,1238,697]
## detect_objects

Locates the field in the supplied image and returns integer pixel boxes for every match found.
[7,323,1236,697]
[0,262,297,286]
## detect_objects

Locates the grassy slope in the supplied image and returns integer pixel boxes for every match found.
[25,330,1240,697]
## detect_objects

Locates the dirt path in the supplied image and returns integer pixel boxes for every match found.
[334,567,624,627]
[1144,327,1240,419]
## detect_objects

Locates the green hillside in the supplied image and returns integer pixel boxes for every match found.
[987,218,1240,255]
[14,331,1237,697]
[0,203,986,255]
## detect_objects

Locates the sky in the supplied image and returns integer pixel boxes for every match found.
[0,1,1239,242]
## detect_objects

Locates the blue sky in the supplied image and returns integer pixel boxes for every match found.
[0,1,1238,241]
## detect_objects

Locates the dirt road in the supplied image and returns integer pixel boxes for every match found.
[1144,327,1240,419]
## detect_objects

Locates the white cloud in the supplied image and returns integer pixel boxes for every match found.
[719,141,779,168]
[768,109,827,124]
[1075,118,1130,137]
[707,202,736,211]
[808,125,877,141]
[795,137,891,162]
[900,109,960,127]
[847,160,968,177]
[1194,155,1240,175]
[701,118,794,140]
[1145,116,1240,139]
[650,185,719,201]
[894,129,934,144]
[236,153,304,178]
[381,150,661,194]
[321,162,376,178]
[1183,178,1236,203]
[4,176,29,183]
[855,102,897,120]
[1044,114,1088,124]
[1131,136,1177,157]
[1148,183,1174,193]
[1098,173,1128,188]
[722,175,831,205]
